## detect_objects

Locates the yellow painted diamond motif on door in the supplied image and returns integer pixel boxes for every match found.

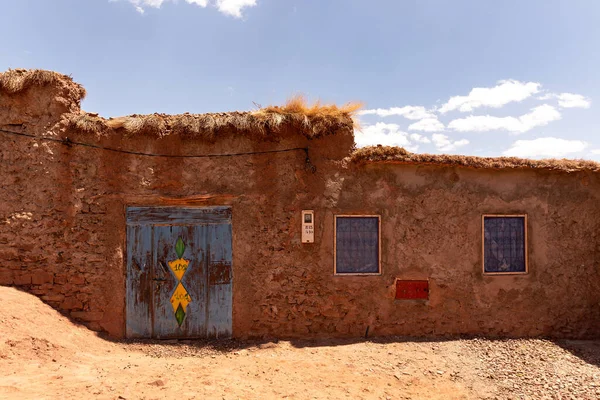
[170,282,192,313]
[168,258,190,281]
[169,237,192,327]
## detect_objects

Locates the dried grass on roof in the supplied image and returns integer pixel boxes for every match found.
[0,69,358,139]
[351,146,600,173]
[66,113,108,135]
[170,112,251,140]
[123,114,168,137]
[64,95,360,140]
[0,69,86,101]
[258,95,363,134]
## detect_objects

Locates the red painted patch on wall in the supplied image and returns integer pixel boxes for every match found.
[395,280,429,300]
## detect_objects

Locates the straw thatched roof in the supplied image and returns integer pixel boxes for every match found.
[351,146,600,173]
[0,69,358,139]
[0,68,86,102]
[64,95,360,140]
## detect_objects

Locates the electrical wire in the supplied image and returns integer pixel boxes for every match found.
[0,128,309,159]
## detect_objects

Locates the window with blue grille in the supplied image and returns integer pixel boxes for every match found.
[483,215,527,274]
[335,216,380,274]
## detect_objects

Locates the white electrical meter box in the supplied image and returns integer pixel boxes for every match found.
[302,210,315,243]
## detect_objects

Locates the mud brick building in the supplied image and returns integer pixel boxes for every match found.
[1,69,599,339]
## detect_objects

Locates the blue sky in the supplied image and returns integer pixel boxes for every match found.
[1,0,599,159]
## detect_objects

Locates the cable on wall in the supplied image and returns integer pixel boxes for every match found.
[0,128,313,166]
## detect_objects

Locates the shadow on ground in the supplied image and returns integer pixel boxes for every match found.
[115,335,464,353]
[112,334,600,370]
[556,339,600,368]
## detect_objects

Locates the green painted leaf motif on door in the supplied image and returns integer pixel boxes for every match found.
[175,237,186,259]
[175,303,186,327]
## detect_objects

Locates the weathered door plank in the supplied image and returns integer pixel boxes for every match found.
[127,206,232,225]
[180,224,208,337]
[126,224,153,338]
[206,222,233,339]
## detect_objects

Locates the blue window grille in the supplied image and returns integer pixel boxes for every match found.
[335,216,380,274]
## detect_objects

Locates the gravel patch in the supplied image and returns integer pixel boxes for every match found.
[463,338,600,400]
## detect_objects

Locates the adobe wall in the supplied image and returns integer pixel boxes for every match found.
[241,163,600,338]
[0,88,353,337]
[1,81,600,339]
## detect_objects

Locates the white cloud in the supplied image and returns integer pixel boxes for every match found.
[355,123,425,151]
[355,123,410,148]
[439,80,541,113]
[355,124,434,151]
[359,106,436,120]
[121,0,255,18]
[127,0,209,10]
[557,93,591,108]
[409,133,431,144]
[447,104,561,134]
[216,0,256,18]
[408,118,444,132]
[539,92,591,109]
[503,137,588,158]
[431,134,469,152]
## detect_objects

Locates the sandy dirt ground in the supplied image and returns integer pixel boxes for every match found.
[1,287,599,400]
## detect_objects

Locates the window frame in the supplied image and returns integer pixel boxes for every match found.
[333,214,382,276]
[481,214,529,276]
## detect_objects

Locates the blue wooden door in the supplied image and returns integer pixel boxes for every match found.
[126,207,232,339]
